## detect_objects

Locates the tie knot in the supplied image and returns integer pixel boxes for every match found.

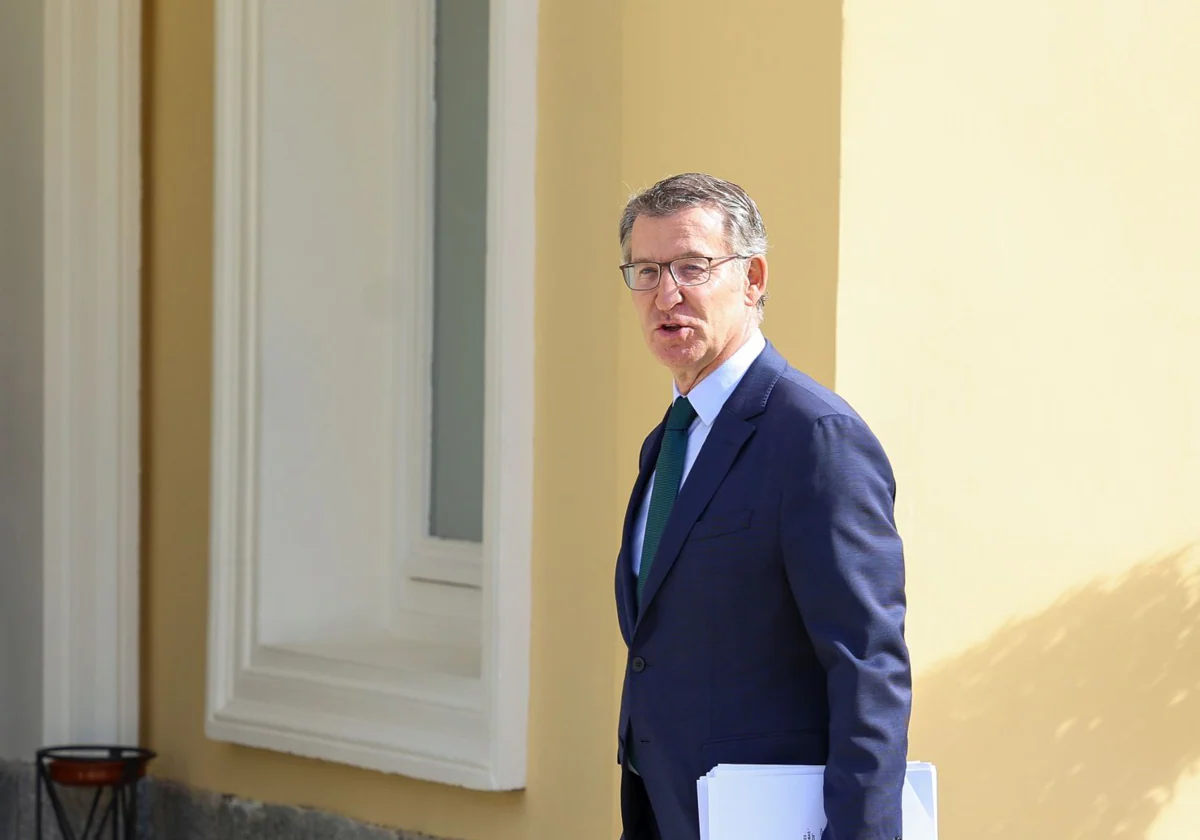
[666,396,697,431]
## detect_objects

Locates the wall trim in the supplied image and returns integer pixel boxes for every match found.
[479,0,537,787]
[41,0,142,746]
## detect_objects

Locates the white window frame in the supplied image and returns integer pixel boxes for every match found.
[394,0,484,591]
[205,0,535,789]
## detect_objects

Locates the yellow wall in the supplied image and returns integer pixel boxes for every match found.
[838,3,1200,838]
[141,1,839,839]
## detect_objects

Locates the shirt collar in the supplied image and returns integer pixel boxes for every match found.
[672,329,767,426]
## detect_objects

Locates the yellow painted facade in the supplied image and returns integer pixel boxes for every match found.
[140,1,1200,838]
[837,3,1200,837]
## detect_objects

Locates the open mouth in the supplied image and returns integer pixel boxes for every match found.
[659,323,686,333]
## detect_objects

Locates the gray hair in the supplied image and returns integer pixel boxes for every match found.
[618,172,769,315]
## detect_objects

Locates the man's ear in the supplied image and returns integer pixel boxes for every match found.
[745,254,768,307]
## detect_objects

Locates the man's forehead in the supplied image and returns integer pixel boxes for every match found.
[629,207,727,259]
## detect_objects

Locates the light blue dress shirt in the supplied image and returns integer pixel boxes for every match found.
[631,329,767,576]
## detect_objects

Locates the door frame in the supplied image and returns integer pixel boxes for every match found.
[42,0,142,745]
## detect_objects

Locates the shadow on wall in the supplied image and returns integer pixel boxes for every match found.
[914,544,1200,839]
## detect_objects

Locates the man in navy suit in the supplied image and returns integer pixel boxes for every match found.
[614,173,911,840]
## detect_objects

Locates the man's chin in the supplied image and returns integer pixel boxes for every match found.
[651,346,704,377]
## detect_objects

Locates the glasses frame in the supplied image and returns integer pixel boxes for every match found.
[618,254,749,291]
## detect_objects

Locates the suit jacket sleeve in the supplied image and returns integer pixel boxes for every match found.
[780,413,911,840]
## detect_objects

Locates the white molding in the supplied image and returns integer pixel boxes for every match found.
[207,0,536,790]
[407,537,483,589]
[42,0,142,746]
[481,0,537,788]
[206,0,260,736]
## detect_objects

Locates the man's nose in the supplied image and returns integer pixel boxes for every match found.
[655,270,682,310]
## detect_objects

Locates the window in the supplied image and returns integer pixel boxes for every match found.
[429,0,488,546]
[206,0,535,790]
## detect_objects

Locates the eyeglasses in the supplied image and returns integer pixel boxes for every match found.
[618,254,747,291]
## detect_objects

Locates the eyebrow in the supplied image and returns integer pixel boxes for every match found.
[628,250,708,263]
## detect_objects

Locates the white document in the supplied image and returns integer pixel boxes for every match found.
[706,769,826,839]
[698,761,937,840]
[900,762,938,839]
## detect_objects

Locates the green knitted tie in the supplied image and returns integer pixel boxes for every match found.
[636,396,698,608]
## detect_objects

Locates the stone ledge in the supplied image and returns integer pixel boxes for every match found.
[1,760,457,840]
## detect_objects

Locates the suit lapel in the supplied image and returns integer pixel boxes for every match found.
[633,415,754,629]
[617,418,666,644]
[633,343,789,633]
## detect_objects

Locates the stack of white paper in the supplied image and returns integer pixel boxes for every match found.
[697,761,937,840]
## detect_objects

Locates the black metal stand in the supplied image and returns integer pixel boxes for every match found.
[35,746,156,840]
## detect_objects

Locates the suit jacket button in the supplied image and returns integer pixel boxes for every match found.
[631,656,646,673]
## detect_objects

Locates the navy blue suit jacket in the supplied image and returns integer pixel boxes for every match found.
[615,342,911,840]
